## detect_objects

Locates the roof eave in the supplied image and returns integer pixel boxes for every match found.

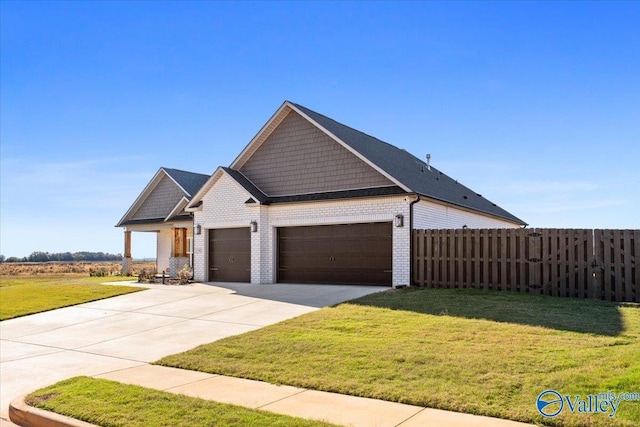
[416,192,527,226]
[116,168,168,227]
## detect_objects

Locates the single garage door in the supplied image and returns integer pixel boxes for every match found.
[278,222,392,285]
[208,228,250,282]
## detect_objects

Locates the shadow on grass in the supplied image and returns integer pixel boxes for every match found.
[349,287,632,336]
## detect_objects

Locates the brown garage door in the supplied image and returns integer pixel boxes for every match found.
[278,222,392,285]
[208,228,250,282]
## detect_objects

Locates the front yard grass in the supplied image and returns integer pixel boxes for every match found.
[0,275,143,320]
[158,288,640,427]
[26,376,337,427]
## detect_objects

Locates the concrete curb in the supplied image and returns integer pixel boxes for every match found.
[9,396,97,427]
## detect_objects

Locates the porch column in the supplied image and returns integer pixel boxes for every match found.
[169,228,189,276]
[122,230,133,276]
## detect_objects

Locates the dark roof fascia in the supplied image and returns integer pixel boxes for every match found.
[264,186,407,205]
[290,102,526,225]
[221,167,270,204]
[118,214,193,227]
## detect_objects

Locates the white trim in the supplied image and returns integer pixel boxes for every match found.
[116,168,166,227]
[161,168,191,197]
[116,168,194,227]
[229,101,292,169]
[228,101,410,193]
[124,219,192,233]
[186,167,224,209]
[165,197,189,221]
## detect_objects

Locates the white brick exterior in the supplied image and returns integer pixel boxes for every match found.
[192,173,520,287]
[413,199,519,229]
[192,172,414,286]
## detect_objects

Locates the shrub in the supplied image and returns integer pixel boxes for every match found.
[177,265,192,285]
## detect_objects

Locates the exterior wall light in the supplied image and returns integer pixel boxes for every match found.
[394,214,404,228]
[195,224,202,235]
[250,221,258,233]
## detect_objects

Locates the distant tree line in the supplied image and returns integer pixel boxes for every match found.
[0,252,123,263]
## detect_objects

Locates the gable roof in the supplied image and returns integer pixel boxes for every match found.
[191,101,525,225]
[289,102,526,225]
[116,167,209,227]
[162,167,210,197]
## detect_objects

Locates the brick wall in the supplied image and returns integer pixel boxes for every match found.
[413,199,520,229]
[192,172,518,286]
[192,171,412,286]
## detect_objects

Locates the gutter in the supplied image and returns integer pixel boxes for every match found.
[408,194,421,286]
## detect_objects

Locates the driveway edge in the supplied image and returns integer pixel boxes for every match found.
[9,396,97,427]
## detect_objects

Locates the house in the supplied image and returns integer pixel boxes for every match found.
[116,167,209,276]
[182,101,526,287]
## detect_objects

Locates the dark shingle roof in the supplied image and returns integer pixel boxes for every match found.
[221,167,269,203]
[162,168,210,198]
[291,102,526,225]
[222,167,405,205]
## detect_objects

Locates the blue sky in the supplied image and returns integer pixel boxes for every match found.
[1,1,638,259]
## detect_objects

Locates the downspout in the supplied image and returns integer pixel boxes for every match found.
[408,194,421,286]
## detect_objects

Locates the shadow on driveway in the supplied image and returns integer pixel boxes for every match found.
[204,282,389,308]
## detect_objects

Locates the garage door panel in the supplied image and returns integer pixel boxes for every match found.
[277,222,392,286]
[208,228,251,282]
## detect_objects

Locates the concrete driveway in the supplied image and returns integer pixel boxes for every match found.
[0,281,387,421]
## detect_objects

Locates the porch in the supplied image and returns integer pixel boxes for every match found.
[122,224,193,278]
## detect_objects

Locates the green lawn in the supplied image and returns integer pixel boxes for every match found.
[157,288,640,427]
[27,377,337,427]
[0,275,143,320]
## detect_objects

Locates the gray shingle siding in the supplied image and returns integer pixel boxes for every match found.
[131,175,186,220]
[239,111,394,196]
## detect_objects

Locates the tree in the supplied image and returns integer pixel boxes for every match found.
[28,251,50,262]
[0,255,5,263]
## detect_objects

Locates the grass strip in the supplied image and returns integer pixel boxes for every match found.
[157,288,640,427]
[0,275,143,320]
[26,376,337,427]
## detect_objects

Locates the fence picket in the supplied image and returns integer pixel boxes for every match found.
[623,231,632,302]
[412,228,639,302]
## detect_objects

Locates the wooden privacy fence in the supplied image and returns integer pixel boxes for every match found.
[413,228,640,302]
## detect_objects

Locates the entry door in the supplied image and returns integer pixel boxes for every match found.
[208,228,251,282]
[278,222,392,285]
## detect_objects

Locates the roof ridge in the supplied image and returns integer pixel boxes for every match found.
[290,102,401,151]
[161,167,209,177]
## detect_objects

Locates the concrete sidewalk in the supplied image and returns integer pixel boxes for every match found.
[3,281,535,426]
[10,364,534,427]
[0,281,387,425]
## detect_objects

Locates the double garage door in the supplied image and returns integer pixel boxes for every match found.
[208,222,392,285]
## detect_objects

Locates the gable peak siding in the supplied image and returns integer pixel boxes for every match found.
[239,111,394,196]
[131,175,186,220]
